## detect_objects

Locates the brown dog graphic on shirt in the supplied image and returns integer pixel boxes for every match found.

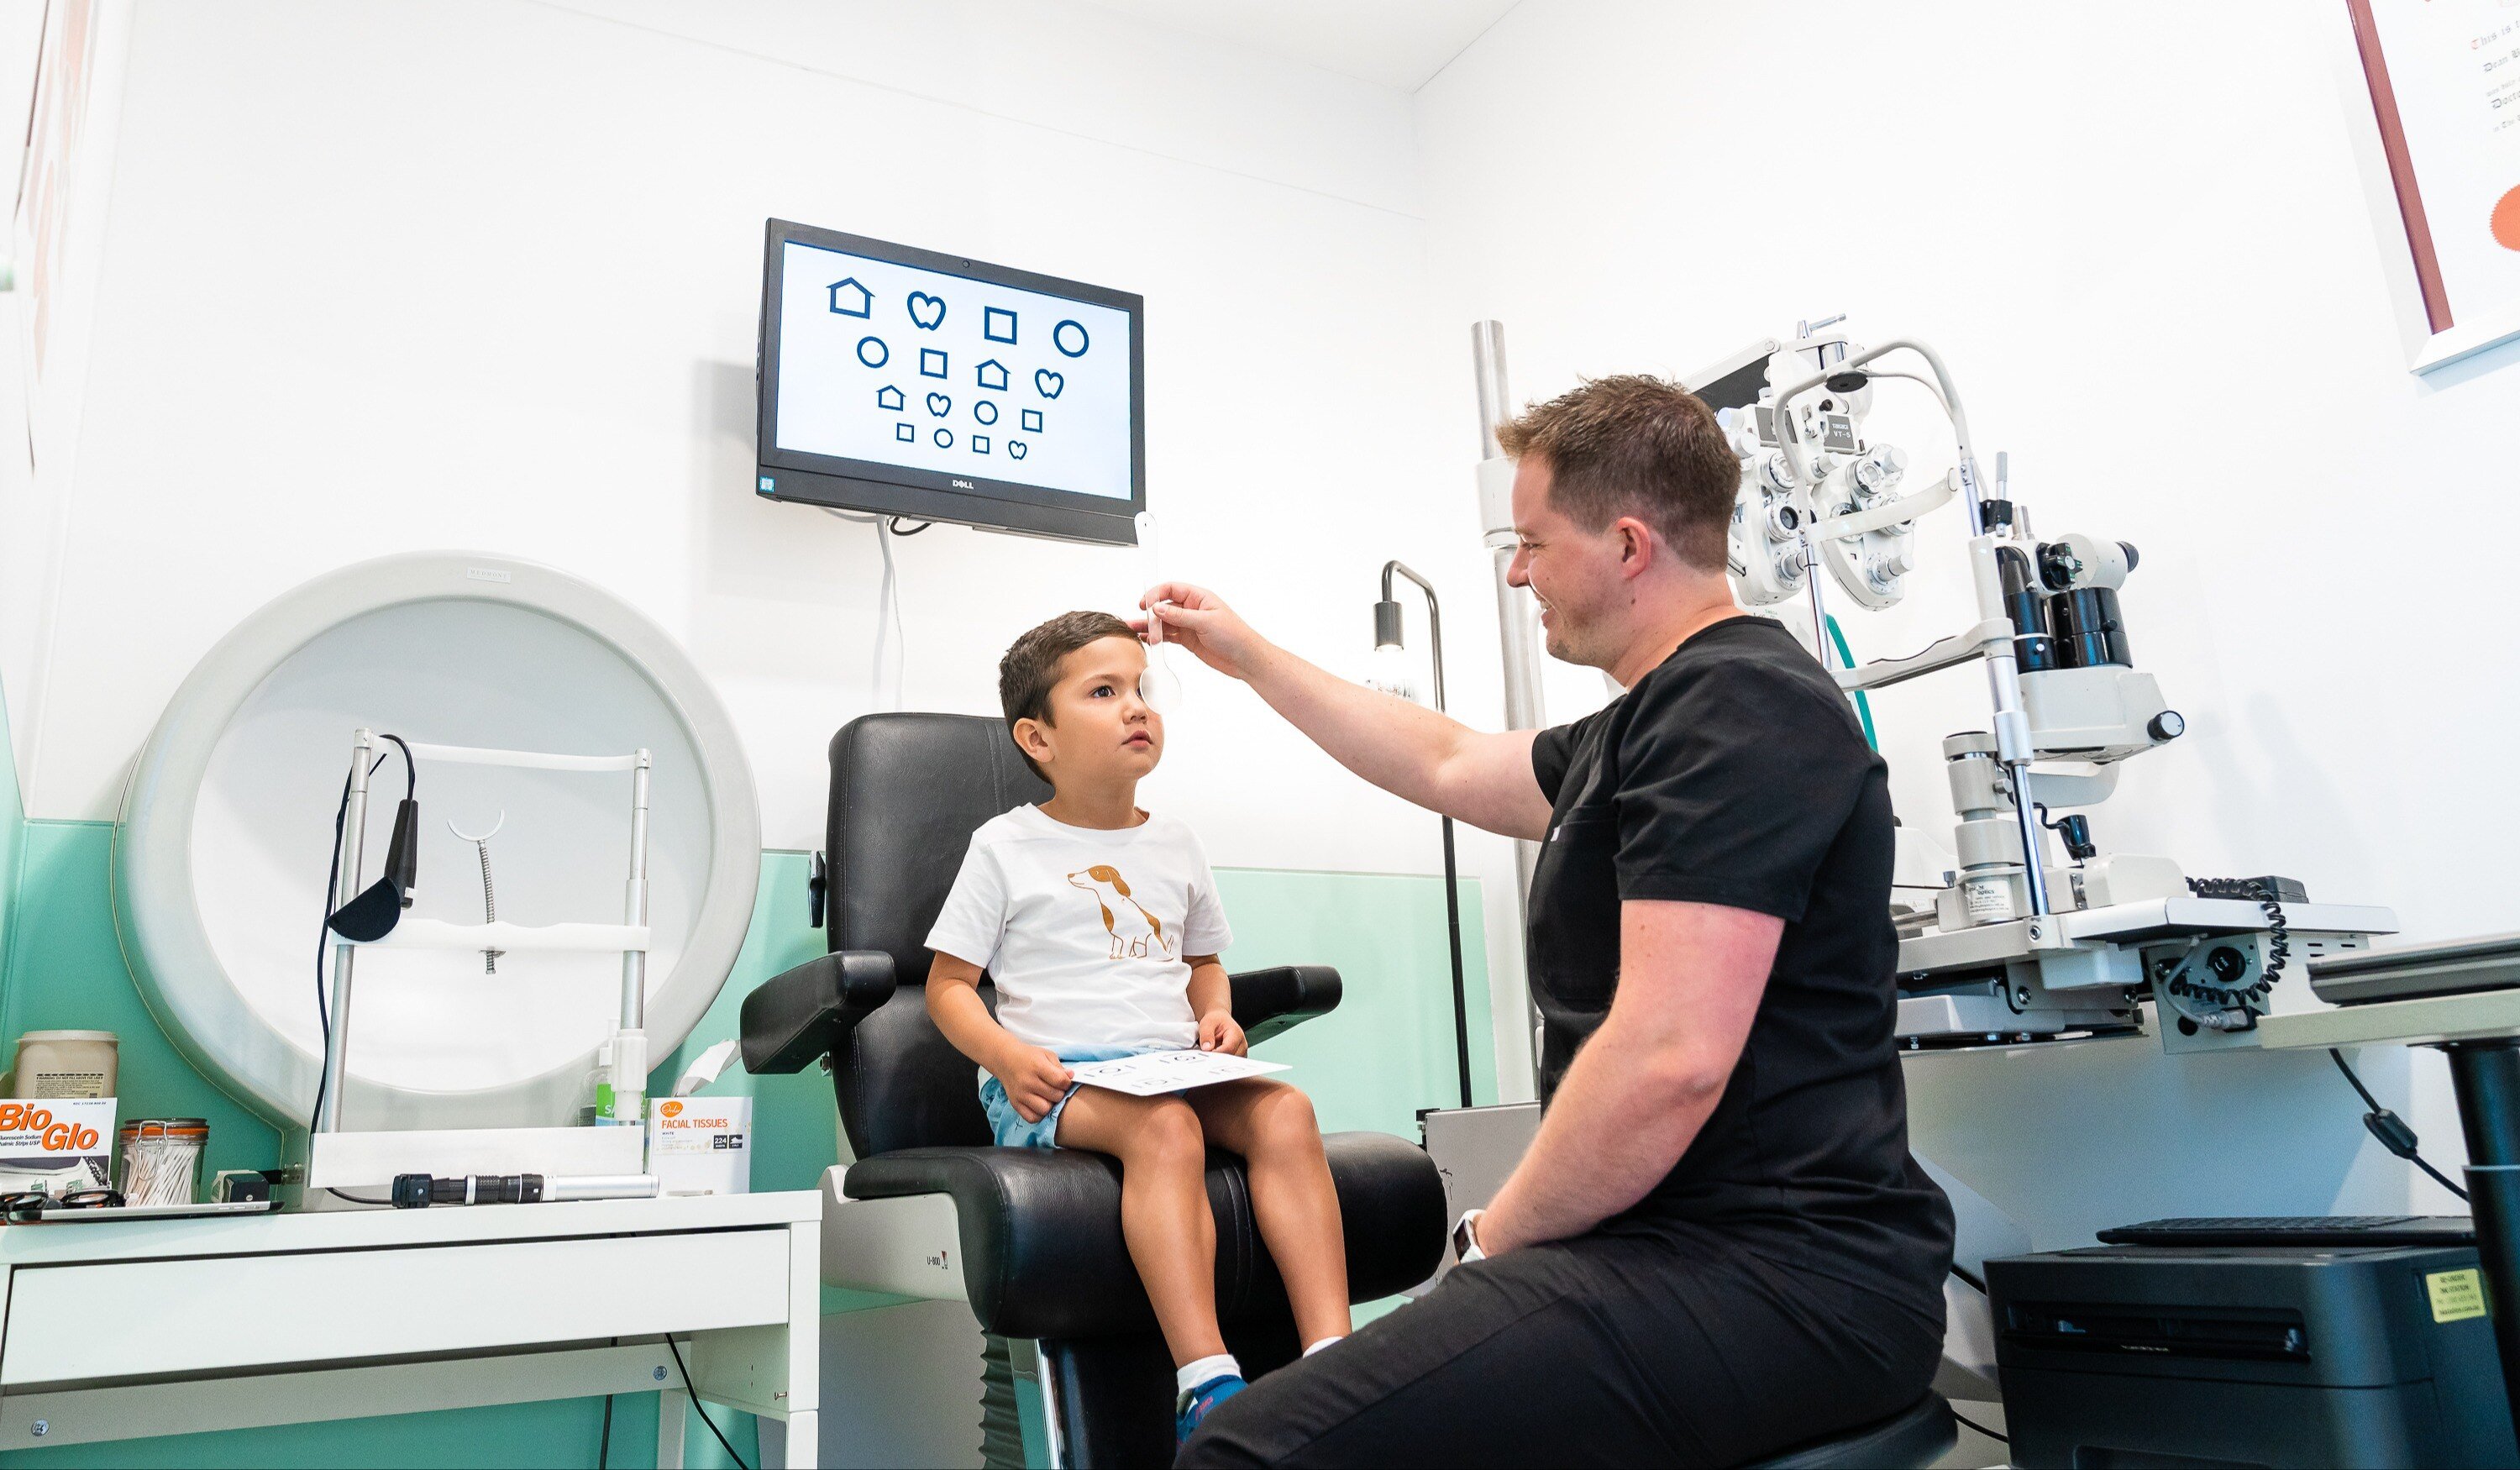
[1067,865,1173,961]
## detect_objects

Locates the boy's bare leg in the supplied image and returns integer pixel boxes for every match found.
[1189,1079,1352,1347]
[1056,1087,1230,1367]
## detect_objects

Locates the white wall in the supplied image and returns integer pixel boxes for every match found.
[1415,0,2513,1238]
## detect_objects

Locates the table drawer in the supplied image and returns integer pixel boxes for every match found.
[2,1228,791,1386]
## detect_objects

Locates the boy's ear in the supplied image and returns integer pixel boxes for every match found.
[1013,715,1054,769]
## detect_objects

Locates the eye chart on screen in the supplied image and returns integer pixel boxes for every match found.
[773,240,1136,501]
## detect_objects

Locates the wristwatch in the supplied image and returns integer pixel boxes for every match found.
[1452,1208,1487,1263]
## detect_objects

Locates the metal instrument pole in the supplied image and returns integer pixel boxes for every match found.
[317,727,376,1134]
[1472,322,1549,1062]
[622,751,652,1031]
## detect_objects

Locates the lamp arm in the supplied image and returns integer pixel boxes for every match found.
[1380,560,1446,713]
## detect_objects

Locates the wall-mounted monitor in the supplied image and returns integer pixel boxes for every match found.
[755,219,1145,545]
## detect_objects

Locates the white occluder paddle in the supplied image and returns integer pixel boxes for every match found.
[1136,511,1184,713]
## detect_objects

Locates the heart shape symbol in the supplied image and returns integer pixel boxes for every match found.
[906,291,946,330]
[1009,440,1029,459]
[1035,370,1064,400]
[927,392,951,417]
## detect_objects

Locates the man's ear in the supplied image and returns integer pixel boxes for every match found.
[1015,715,1053,768]
[1614,516,1657,579]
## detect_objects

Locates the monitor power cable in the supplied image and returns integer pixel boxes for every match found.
[2328,1047,2469,1200]
[1950,1408,2008,1445]
[824,507,910,710]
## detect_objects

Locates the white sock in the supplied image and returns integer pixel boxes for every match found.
[1176,1353,1242,1396]
[1303,1336,1345,1357]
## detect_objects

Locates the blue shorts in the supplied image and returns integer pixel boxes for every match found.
[979,1045,1163,1149]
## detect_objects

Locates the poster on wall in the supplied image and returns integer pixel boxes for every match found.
[2346,0,2520,372]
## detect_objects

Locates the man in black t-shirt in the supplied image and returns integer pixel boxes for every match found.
[1150,375,1953,1467]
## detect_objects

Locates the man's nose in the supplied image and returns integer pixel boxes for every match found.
[1505,549,1530,589]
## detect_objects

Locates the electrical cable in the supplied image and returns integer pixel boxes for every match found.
[324,1187,392,1206]
[888,516,932,536]
[1951,1409,2008,1445]
[1949,1263,1987,1294]
[667,1335,753,1470]
[2328,1047,2470,1200]
[823,507,909,709]
[597,1335,618,1470]
[1822,615,1877,749]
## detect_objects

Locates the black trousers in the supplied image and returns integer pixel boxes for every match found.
[1178,1222,1945,1468]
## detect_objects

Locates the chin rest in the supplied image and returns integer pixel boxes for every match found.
[740,711,1448,1467]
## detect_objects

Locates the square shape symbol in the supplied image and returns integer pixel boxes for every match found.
[973,435,991,454]
[984,307,1018,344]
[919,348,948,379]
[1021,408,1044,433]
[895,423,916,443]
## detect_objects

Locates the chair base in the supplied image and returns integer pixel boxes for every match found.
[1744,1393,1957,1469]
[1040,1319,1300,1469]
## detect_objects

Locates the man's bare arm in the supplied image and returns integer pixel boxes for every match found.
[1474,899,1783,1252]
[1137,582,1551,841]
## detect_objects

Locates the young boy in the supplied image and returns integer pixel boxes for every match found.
[925,611,1352,1442]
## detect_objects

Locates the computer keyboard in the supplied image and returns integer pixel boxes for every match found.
[2097,1215,2475,1247]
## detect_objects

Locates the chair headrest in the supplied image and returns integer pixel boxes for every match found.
[826,711,1051,982]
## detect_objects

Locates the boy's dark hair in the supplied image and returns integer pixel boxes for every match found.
[1000,610,1138,780]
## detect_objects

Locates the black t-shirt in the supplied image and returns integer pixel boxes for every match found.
[1528,615,1952,1305]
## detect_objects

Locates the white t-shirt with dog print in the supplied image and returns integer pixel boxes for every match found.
[925,804,1235,1056]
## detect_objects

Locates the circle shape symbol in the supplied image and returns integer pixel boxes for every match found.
[975,401,999,425]
[857,336,890,369]
[1053,320,1090,358]
[934,428,954,449]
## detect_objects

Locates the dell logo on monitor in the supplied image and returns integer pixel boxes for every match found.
[952,479,974,490]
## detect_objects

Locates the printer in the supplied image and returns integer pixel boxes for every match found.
[1987,1244,2518,1468]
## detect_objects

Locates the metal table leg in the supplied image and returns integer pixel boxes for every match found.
[2444,1038,2520,1432]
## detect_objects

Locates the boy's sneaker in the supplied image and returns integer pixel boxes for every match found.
[1175,1373,1247,1444]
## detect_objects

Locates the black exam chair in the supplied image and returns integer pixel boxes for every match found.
[741,713,1447,1467]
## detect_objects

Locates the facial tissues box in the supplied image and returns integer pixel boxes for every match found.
[647,1095,752,1196]
[0,1096,116,1194]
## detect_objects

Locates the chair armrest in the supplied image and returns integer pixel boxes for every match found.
[739,950,897,1074]
[1230,965,1341,1045]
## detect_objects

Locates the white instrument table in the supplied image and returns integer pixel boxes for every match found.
[0,1190,820,1465]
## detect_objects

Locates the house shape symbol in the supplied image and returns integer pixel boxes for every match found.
[875,385,905,411]
[976,359,1011,391]
[827,278,873,318]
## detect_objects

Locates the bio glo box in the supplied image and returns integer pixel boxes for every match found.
[0,1097,116,1192]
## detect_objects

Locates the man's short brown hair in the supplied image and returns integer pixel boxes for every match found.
[1000,610,1137,779]
[1494,375,1740,570]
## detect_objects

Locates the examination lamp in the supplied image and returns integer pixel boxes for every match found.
[1368,562,1474,1110]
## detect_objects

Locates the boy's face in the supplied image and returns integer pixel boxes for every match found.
[1018,636,1163,788]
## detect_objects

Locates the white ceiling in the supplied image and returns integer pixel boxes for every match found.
[1084,0,1520,92]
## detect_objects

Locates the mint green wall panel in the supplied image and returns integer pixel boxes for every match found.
[0,830,1484,1466]
[1214,868,1495,1129]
